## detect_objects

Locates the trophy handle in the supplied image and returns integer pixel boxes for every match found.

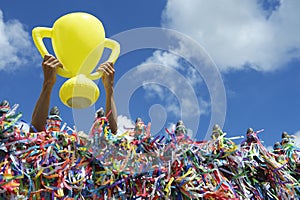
[104,38,120,64]
[32,27,72,78]
[87,38,120,80]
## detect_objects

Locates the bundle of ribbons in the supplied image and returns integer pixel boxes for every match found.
[0,103,299,200]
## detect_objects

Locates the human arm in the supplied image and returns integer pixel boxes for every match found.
[97,62,118,134]
[31,55,62,132]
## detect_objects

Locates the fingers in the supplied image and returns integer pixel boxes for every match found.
[103,62,115,74]
[97,62,115,75]
[43,54,62,68]
[52,59,63,68]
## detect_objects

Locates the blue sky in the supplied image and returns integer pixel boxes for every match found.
[0,0,299,148]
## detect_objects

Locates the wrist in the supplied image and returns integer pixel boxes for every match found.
[105,87,114,96]
[43,81,55,90]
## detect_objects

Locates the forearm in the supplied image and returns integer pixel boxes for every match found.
[31,82,53,132]
[105,88,118,134]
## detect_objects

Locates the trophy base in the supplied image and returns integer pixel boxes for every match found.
[59,74,100,109]
[67,97,92,109]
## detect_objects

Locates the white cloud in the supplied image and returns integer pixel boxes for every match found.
[294,130,300,146]
[0,9,38,72]
[143,83,181,117]
[162,0,300,72]
[128,46,211,135]
[137,49,209,119]
[143,84,165,100]
[146,51,182,70]
[117,115,135,133]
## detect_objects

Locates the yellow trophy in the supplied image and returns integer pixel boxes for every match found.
[32,12,120,109]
